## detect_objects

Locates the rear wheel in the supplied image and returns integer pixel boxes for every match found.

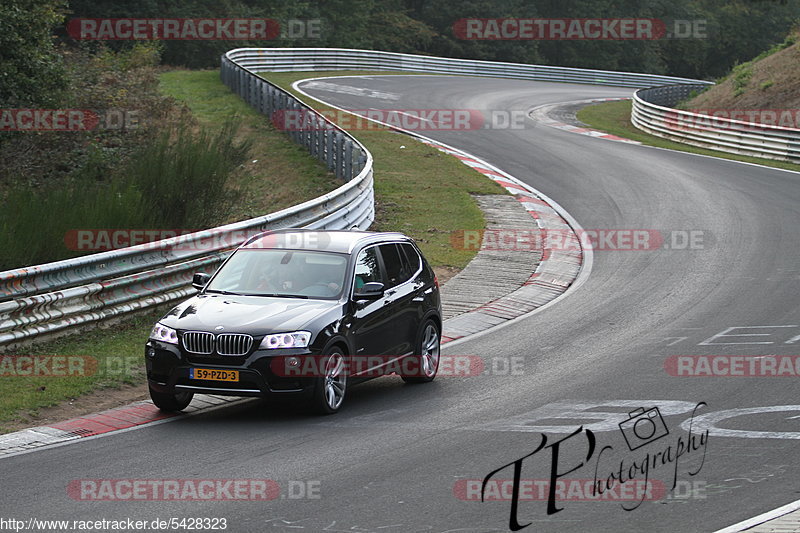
[149,385,194,412]
[311,348,347,414]
[402,320,440,383]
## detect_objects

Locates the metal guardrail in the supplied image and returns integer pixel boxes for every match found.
[632,84,800,164]
[0,47,715,350]
[226,47,711,89]
[0,55,374,350]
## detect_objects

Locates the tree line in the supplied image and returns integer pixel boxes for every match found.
[2,0,799,108]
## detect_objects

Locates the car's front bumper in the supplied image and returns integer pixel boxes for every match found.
[145,340,318,399]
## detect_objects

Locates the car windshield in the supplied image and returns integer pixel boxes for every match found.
[205,249,349,300]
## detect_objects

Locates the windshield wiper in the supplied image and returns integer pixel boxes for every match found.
[250,293,309,299]
[204,289,245,296]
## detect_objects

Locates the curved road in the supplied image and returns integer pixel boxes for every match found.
[2,76,799,532]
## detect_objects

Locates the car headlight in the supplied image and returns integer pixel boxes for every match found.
[260,331,311,349]
[149,323,178,345]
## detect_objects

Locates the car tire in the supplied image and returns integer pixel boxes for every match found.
[311,347,347,414]
[149,385,194,412]
[402,319,440,384]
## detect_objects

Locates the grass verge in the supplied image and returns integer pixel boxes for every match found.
[0,306,170,433]
[158,70,341,223]
[576,100,800,173]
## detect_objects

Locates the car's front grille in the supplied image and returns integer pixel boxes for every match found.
[182,331,253,356]
[183,332,215,354]
[216,333,254,356]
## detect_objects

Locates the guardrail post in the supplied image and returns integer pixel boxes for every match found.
[356,151,366,175]
[265,85,274,118]
[333,132,343,179]
[304,111,312,149]
[311,116,320,158]
[344,140,353,180]
[291,101,301,144]
[325,126,334,169]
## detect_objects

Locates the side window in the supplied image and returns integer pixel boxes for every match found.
[399,243,421,276]
[353,247,382,291]
[379,244,412,288]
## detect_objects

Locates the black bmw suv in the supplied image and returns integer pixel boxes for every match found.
[145,230,442,414]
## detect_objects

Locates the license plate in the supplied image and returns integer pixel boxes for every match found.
[189,368,239,382]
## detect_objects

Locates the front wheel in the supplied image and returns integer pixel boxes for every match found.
[149,385,194,412]
[402,320,440,384]
[311,348,347,414]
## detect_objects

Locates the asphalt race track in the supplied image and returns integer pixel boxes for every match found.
[2,75,799,532]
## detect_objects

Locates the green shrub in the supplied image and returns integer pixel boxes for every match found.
[731,63,753,96]
[127,119,251,228]
[0,120,250,270]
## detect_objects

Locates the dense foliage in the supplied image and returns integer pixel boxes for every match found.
[64,0,800,79]
[0,0,68,107]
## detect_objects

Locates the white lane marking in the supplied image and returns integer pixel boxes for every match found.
[699,325,800,345]
[471,400,800,440]
[713,497,800,533]
[471,400,699,433]
[301,81,400,100]
[681,406,800,440]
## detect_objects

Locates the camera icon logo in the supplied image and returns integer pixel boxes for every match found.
[619,407,669,451]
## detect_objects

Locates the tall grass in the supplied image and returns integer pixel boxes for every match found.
[129,120,250,228]
[0,120,250,270]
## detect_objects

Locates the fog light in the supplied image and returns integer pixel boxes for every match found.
[286,356,300,367]
[147,348,156,358]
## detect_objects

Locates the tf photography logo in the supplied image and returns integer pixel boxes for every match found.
[480,402,709,531]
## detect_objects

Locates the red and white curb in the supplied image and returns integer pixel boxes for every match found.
[422,139,584,344]
[0,395,244,459]
[529,97,641,144]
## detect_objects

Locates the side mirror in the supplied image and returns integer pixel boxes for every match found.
[192,272,211,291]
[354,282,385,301]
